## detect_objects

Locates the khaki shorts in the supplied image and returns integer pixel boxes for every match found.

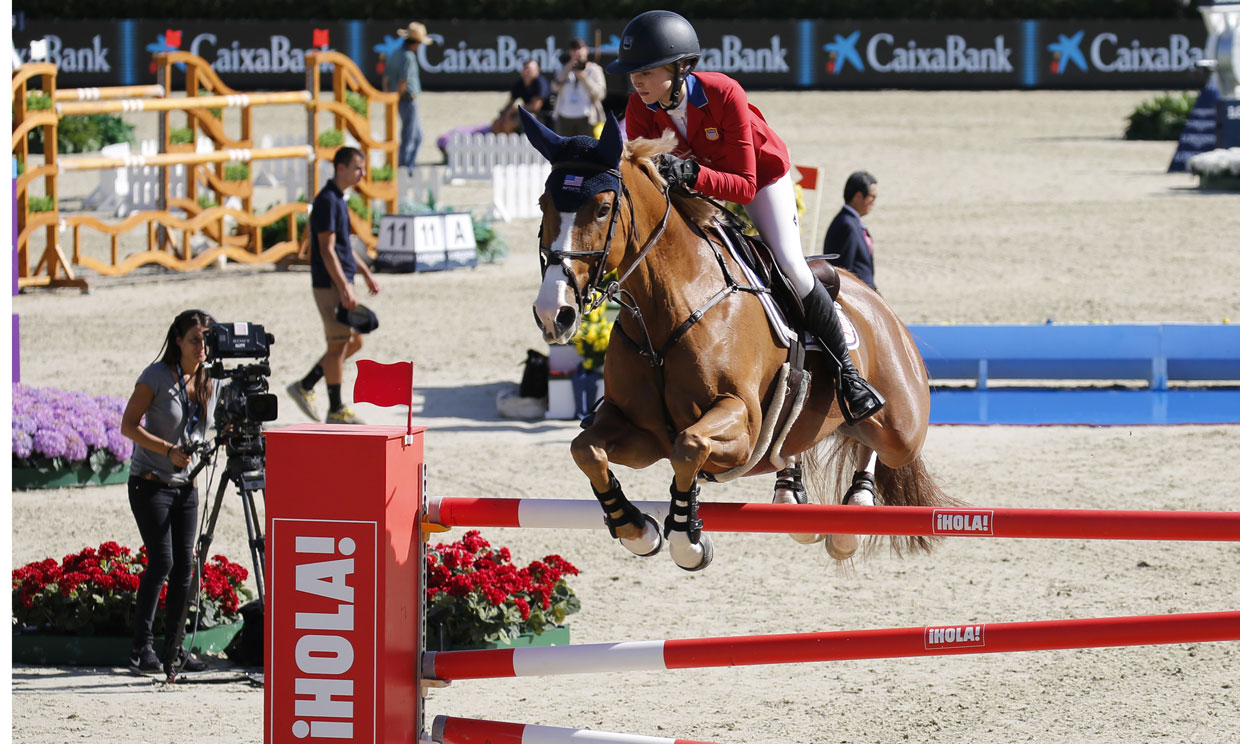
[313,286,356,343]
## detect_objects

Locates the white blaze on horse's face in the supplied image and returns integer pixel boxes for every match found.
[533,212,584,344]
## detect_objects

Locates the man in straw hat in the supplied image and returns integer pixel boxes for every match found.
[386,21,434,176]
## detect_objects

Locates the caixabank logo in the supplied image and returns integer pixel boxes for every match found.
[145,26,332,78]
[1043,23,1206,82]
[816,23,1020,86]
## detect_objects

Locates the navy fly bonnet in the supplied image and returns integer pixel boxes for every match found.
[520,107,624,213]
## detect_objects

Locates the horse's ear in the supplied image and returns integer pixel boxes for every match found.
[519,107,564,163]
[596,111,623,168]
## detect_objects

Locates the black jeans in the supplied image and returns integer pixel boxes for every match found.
[127,477,198,655]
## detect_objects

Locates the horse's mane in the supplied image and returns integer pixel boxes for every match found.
[623,132,723,231]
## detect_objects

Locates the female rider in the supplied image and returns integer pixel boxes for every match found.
[606,10,884,423]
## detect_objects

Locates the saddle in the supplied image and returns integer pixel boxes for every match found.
[712,218,840,329]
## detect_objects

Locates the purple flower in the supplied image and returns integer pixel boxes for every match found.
[32,428,68,459]
[106,428,134,461]
[13,430,33,459]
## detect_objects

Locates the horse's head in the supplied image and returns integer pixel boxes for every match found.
[521,107,628,344]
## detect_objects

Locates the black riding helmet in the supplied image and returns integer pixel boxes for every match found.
[605,10,700,109]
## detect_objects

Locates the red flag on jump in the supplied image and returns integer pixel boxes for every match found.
[312,29,330,48]
[165,29,183,49]
[794,165,819,192]
[354,360,415,409]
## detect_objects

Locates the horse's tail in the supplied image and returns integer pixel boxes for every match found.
[801,434,960,556]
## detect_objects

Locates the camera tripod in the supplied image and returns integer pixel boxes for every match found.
[165,436,267,682]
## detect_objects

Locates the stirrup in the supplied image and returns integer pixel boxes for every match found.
[663,482,704,545]
[838,375,886,425]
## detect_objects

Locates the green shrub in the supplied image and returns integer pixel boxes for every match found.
[28,195,55,212]
[27,114,135,155]
[317,128,344,148]
[197,89,223,119]
[370,164,394,182]
[25,92,52,111]
[197,193,219,210]
[223,162,250,181]
[169,127,194,145]
[259,199,308,249]
[473,213,508,264]
[1124,92,1195,141]
[345,91,369,119]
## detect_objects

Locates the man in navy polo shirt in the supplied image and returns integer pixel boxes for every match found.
[287,146,380,424]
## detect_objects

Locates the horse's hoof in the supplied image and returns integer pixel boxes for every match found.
[825,534,859,561]
[773,484,823,545]
[669,533,714,572]
[619,514,663,557]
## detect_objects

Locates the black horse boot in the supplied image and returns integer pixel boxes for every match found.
[801,277,885,424]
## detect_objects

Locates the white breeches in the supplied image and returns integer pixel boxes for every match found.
[746,171,814,299]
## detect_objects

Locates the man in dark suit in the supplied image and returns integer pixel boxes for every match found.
[823,171,878,290]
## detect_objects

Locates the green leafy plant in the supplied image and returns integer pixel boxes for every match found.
[25,92,52,111]
[347,193,371,221]
[196,89,223,118]
[223,162,250,181]
[345,90,369,119]
[259,198,308,249]
[12,542,251,636]
[1124,91,1195,140]
[473,212,508,264]
[169,126,194,145]
[370,164,394,182]
[197,193,220,210]
[27,195,55,213]
[27,114,135,155]
[317,128,344,148]
[425,530,580,649]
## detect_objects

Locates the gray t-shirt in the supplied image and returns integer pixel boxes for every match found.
[129,362,214,486]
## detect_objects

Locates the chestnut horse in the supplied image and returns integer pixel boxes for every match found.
[522,110,949,570]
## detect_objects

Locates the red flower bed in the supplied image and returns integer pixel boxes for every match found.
[12,541,251,636]
[427,530,580,648]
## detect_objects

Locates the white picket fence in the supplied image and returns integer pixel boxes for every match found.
[445,131,547,221]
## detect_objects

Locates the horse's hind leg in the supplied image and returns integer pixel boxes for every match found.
[773,455,824,545]
[826,448,877,560]
[571,402,665,557]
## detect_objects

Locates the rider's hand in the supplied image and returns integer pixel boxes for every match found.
[657,154,700,191]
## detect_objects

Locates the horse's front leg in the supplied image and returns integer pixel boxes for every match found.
[666,396,752,571]
[571,401,666,557]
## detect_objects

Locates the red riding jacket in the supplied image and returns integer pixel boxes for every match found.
[622,71,791,205]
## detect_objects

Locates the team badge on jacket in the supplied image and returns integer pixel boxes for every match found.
[704,127,720,141]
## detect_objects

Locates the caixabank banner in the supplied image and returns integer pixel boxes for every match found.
[1034,21,1209,89]
[12,18,1210,92]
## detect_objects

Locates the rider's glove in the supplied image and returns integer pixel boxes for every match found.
[657,154,700,191]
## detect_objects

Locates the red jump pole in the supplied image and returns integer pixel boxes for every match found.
[427,497,1240,542]
[432,715,727,744]
[424,610,1240,682]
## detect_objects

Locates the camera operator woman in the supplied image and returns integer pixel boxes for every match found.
[119,309,215,675]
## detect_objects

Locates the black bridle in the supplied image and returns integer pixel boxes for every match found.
[538,161,673,316]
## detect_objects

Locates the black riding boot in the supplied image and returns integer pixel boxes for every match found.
[802,277,885,424]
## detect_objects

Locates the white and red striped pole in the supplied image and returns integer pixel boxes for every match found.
[423,610,1240,682]
[426,497,1240,542]
[431,716,725,744]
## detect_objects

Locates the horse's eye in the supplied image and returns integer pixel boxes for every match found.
[596,201,612,219]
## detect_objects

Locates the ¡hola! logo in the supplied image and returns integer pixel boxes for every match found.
[270,519,376,743]
[924,624,986,649]
[931,509,994,536]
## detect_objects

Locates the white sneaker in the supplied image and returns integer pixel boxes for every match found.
[286,382,321,421]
